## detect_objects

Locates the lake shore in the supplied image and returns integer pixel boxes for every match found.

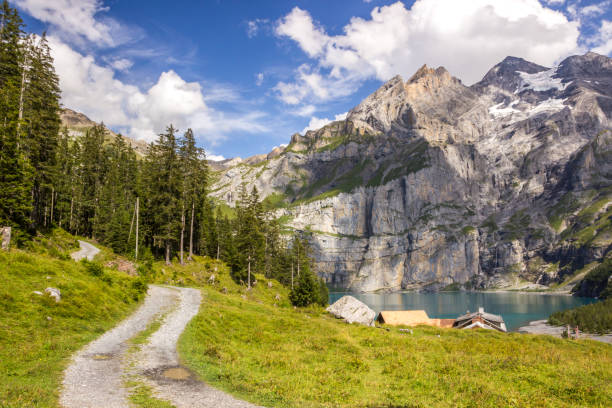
[485,289,573,296]
[518,319,612,344]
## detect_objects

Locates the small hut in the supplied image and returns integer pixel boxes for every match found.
[377,310,455,328]
[452,307,507,332]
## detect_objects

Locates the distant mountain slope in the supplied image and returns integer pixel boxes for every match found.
[213,52,612,292]
[60,108,148,156]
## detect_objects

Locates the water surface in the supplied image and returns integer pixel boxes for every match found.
[329,291,597,331]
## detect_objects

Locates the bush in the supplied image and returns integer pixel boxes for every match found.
[289,271,328,307]
[130,278,148,300]
[137,259,154,280]
[81,260,104,277]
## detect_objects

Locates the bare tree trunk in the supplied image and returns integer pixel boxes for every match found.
[264,233,269,278]
[247,254,251,288]
[291,262,294,290]
[188,200,194,261]
[135,197,139,260]
[16,58,26,144]
[215,233,219,274]
[128,200,136,242]
[50,188,54,225]
[165,241,171,265]
[297,245,300,278]
[180,208,185,265]
[69,191,74,233]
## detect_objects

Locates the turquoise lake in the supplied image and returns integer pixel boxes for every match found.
[329,291,597,331]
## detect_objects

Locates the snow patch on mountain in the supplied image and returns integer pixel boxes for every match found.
[516,68,567,93]
[488,100,520,118]
[529,98,568,116]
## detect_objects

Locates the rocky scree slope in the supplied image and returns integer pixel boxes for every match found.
[212,52,612,293]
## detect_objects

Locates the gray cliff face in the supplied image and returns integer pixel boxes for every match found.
[212,52,612,292]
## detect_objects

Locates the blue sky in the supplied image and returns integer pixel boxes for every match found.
[13,0,612,160]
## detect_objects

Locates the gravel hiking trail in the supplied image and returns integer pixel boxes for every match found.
[132,287,263,408]
[70,240,100,261]
[61,243,263,408]
[60,285,178,408]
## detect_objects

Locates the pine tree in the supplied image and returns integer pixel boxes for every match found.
[144,125,182,264]
[79,124,107,237]
[0,0,32,234]
[21,33,61,228]
[178,128,208,263]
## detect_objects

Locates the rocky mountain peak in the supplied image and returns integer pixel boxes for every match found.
[346,74,409,133]
[212,52,612,293]
[407,64,451,83]
[476,56,548,93]
[556,51,612,80]
[404,64,458,100]
[60,108,148,156]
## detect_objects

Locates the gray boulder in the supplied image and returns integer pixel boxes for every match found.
[45,287,61,303]
[326,296,376,326]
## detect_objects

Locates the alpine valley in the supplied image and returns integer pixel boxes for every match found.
[209,52,612,293]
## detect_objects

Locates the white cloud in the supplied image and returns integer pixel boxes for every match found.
[246,18,270,38]
[49,36,267,143]
[544,0,565,5]
[275,0,580,105]
[109,58,133,72]
[276,7,328,57]
[255,72,264,86]
[292,104,317,117]
[15,0,135,47]
[274,64,359,105]
[581,2,610,17]
[207,154,226,161]
[301,112,348,134]
[592,20,612,55]
[568,1,611,19]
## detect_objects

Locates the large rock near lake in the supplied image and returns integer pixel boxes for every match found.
[326,295,376,326]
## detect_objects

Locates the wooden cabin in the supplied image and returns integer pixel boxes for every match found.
[452,307,507,332]
[377,310,455,328]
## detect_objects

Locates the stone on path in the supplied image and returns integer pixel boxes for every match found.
[326,295,376,326]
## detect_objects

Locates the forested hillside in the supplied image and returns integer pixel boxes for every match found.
[0,1,325,307]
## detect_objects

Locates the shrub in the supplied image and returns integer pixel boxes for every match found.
[82,260,104,277]
[289,271,328,307]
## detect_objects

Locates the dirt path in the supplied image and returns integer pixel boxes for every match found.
[60,281,263,408]
[71,240,101,261]
[134,287,263,408]
[60,285,179,408]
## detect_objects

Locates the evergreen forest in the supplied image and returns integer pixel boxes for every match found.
[0,1,327,307]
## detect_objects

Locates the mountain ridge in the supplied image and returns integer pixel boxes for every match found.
[60,108,149,156]
[204,52,612,292]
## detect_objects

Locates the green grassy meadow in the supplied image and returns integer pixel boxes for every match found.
[2,230,612,408]
[174,263,612,408]
[0,230,146,407]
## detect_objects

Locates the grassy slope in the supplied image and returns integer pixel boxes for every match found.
[176,272,612,408]
[0,230,146,407]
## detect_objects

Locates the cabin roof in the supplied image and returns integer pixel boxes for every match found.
[377,310,431,326]
[454,310,504,323]
[377,310,455,328]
